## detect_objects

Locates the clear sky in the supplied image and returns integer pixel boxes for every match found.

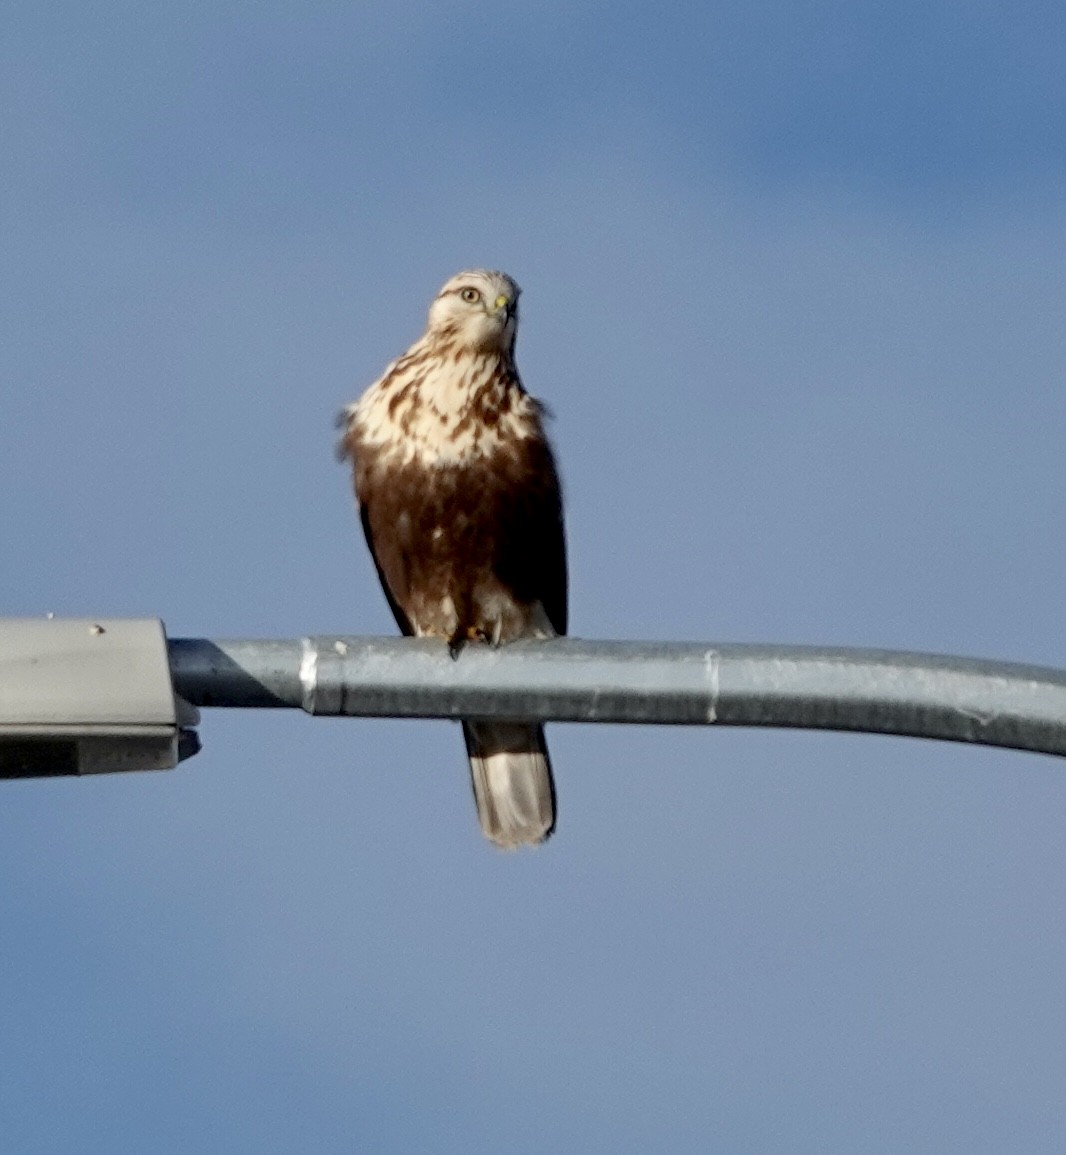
[3,2,1066,1151]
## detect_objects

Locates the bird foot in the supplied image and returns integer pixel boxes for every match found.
[448,624,500,659]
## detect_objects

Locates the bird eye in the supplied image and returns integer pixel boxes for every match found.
[459,287,481,304]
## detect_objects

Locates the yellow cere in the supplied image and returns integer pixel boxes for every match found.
[494,294,509,310]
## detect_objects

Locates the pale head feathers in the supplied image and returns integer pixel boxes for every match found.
[427,269,521,356]
[340,269,541,466]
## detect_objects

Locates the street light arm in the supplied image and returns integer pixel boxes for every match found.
[168,636,1066,760]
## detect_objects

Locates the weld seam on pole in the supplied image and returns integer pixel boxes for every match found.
[705,648,720,723]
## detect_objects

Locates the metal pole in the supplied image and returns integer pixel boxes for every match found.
[168,636,1066,760]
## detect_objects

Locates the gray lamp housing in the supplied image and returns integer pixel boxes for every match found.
[0,618,198,777]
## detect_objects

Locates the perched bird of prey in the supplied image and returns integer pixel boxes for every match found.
[337,270,567,848]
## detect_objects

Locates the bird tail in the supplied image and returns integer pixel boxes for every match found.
[462,721,556,849]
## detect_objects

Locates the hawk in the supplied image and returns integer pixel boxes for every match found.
[337,270,567,848]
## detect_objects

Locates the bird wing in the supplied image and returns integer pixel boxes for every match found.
[493,436,568,637]
[360,501,415,637]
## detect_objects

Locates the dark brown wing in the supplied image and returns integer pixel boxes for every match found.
[340,420,416,637]
[492,436,568,636]
[352,435,432,637]
[360,502,414,637]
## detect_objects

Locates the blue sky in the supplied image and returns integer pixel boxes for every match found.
[3,1,1066,1150]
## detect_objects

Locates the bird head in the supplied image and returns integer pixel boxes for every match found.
[426,269,521,354]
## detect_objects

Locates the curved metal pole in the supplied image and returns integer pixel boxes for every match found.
[168,636,1066,760]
